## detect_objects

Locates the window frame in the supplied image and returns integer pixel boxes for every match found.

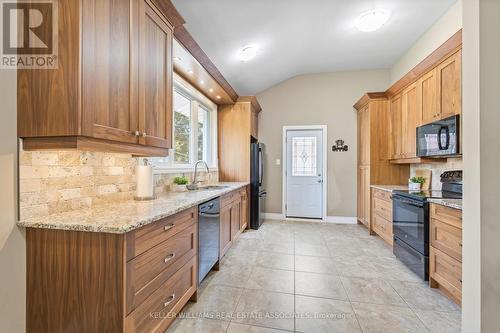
[152,74,218,174]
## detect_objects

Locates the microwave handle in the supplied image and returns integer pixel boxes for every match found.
[438,126,450,150]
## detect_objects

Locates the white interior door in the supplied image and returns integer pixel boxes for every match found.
[285,129,324,219]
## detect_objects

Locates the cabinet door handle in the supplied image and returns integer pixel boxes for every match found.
[163,294,175,307]
[164,224,175,231]
[134,131,140,136]
[164,253,176,263]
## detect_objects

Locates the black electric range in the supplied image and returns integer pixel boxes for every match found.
[392,171,462,280]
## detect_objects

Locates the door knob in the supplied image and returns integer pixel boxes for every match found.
[317,179,323,183]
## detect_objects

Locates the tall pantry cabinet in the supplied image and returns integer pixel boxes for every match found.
[354,93,409,229]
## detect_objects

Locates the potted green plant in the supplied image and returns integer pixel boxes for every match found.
[409,176,425,191]
[171,176,189,192]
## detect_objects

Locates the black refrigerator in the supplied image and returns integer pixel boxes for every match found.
[250,142,266,229]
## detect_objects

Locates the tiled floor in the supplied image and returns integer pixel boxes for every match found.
[167,220,461,333]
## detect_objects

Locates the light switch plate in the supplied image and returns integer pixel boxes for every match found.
[276,159,281,165]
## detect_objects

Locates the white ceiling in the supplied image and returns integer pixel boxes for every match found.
[172,0,457,95]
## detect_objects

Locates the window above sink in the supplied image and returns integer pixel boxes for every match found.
[150,74,218,174]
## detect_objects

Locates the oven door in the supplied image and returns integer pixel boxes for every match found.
[393,236,429,280]
[392,195,429,255]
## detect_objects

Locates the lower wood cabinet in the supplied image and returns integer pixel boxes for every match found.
[370,187,393,245]
[26,207,198,333]
[429,203,462,305]
[219,187,248,258]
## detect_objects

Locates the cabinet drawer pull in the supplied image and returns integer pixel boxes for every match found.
[164,224,175,231]
[163,294,175,307]
[164,253,176,263]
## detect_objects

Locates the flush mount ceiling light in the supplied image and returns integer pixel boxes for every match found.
[355,9,390,32]
[238,46,258,62]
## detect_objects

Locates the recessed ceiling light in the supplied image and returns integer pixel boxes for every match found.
[199,80,205,85]
[209,88,214,93]
[355,9,390,32]
[238,46,258,62]
[216,95,221,100]
[188,69,194,74]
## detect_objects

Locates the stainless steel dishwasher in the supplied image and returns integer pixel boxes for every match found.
[198,197,220,283]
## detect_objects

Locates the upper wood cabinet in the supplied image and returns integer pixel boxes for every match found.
[390,94,403,160]
[80,0,138,145]
[357,105,370,166]
[18,0,174,156]
[389,49,462,163]
[401,82,421,159]
[218,96,262,182]
[138,0,173,149]
[437,50,462,120]
[419,68,439,125]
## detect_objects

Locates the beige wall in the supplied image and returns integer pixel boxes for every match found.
[257,70,390,217]
[0,71,25,331]
[390,0,463,84]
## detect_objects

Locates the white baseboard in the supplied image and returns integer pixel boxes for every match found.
[262,213,285,220]
[322,216,358,224]
[262,213,357,224]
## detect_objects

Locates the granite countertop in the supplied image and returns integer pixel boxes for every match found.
[371,185,408,192]
[427,198,462,210]
[17,182,248,234]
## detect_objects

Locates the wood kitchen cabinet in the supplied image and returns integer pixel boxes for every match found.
[419,50,462,126]
[429,203,462,305]
[218,96,262,182]
[390,83,421,160]
[437,50,462,120]
[26,207,198,333]
[138,0,173,149]
[402,82,421,159]
[240,187,249,232]
[371,188,394,245]
[354,93,409,229]
[389,50,462,163]
[219,188,247,258]
[219,204,232,258]
[18,0,174,156]
[419,68,439,125]
[390,94,403,160]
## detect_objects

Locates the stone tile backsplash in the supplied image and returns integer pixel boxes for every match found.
[19,150,217,220]
[410,157,463,190]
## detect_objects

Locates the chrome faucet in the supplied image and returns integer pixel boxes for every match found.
[187,160,210,190]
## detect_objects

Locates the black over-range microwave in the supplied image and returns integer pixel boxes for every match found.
[417,115,460,157]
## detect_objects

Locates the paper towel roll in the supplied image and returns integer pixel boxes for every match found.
[136,163,154,199]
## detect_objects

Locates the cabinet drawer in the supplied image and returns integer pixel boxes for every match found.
[125,257,197,333]
[372,197,392,222]
[430,218,462,262]
[372,213,393,245]
[221,190,240,208]
[126,223,197,313]
[430,246,462,303]
[126,207,197,260]
[372,188,392,202]
[430,204,462,228]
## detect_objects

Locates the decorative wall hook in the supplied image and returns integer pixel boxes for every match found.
[332,139,348,152]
